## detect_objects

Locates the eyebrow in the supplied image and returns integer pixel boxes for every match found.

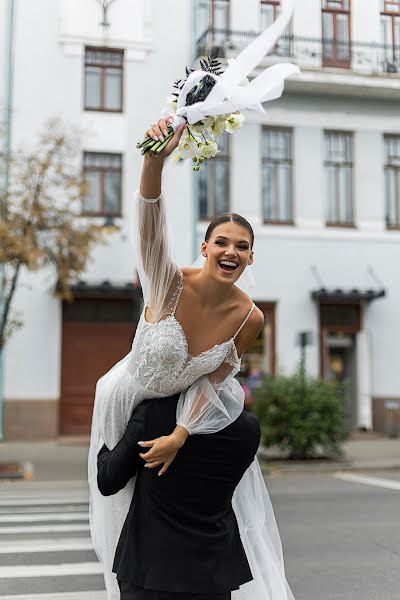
[215,235,250,244]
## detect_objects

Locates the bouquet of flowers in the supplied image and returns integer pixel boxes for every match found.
[137,0,299,172]
[137,56,246,171]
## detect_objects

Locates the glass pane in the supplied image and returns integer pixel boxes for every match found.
[214,0,229,28]
[105,69,121,110]
[199,162,211,218]
[195,0,211,41]
[394,16,400,56]
[85,67,101,109]
[326,132,351,163]
[326,165,336,222]
[218,132,229,157]
[396,170,400,223]
[261,4,275,30]
[277,163,292,220]
[84,172,101,213]
[336,14,350,59]
[385,169,394,224]
[86,48,123,67]
[262,164,274,219]
[215,161,229,214]
[338,166,352,222]
[263,129,291,160]
[104,172,121,214]
[323,13,334,60]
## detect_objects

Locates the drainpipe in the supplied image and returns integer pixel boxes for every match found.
[0,0,16,440]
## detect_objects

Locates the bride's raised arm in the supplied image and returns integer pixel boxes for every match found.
[134,118,185,323]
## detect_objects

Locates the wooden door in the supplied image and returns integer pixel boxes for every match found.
[60,299,136,436]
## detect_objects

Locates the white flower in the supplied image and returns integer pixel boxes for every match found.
[171,150,182,164]
[192,116,214,134]
[225,113,245,134]
[200,141,219,159]
[211,116,227,137]
[178,138,202,160]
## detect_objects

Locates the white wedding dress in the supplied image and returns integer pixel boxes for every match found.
[88,191,295,600]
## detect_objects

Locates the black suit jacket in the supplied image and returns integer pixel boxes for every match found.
[97,393,260,594]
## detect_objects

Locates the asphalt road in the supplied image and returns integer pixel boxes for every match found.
[267,469,400,600]
[0,470,399,599]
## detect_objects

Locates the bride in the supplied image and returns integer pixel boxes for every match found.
[88,118,295,600]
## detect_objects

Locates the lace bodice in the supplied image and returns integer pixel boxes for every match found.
[127,269,246,402]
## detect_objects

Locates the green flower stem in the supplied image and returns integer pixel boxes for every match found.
[154,132,174,154]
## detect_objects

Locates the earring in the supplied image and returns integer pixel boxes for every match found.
[203,253,207,257]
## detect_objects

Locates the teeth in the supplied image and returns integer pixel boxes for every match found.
[220,261,237,267]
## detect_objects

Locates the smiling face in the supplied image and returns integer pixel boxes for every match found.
[201,221,254,284]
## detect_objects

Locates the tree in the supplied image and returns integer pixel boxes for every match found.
[0,119,107,347]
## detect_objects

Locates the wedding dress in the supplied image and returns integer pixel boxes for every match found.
[88,191,295,600]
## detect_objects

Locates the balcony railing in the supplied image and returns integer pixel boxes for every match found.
[195,29,400,77]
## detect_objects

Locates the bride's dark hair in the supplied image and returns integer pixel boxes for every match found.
[204,213,254,249]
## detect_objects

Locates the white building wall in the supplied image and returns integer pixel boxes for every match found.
[2,0,400,434]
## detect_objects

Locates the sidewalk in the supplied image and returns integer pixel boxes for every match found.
[0,434,399,481]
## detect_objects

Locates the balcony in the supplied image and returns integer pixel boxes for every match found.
[195,30,400,99]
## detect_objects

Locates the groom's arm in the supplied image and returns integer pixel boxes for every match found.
[97,403,147,496]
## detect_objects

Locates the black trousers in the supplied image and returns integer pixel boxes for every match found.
[118,580,231,600]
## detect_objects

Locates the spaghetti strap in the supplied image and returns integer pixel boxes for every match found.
[170,270,184,316]
[233,303,255,340]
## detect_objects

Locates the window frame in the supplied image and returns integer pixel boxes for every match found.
[238,302,276,381]
[84,46,124,113]
[260,0,291,55]
[322,0,352,69]
[83,151,123,217]
[198,134,230,221]
[261,126,294,226]
[381,1,400,64]
[384,134,400,229]
[324,130,354,228]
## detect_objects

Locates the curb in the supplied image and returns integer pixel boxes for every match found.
[260,460,400,475]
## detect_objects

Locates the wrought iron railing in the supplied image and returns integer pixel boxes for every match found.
[195,29,400,77]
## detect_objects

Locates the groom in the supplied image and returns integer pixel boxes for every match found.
[97,393,260,599]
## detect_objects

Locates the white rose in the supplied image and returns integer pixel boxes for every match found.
[226,113,245,134]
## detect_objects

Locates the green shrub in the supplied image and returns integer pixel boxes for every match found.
[252,369,349,460]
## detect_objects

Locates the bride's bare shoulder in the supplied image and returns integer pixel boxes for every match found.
[180,266,201,277]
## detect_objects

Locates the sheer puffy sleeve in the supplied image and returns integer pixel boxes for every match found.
[176,344,244,435]
[133,190,179,323]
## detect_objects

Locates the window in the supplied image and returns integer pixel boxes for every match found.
[322,0,351,68]
[384,135,400,228]
[381,1,400,68]
[262,128,293,223]
[84,47,123,112]
[83,152,122,216]
[238,303,276,395]
[198,133,230,219]
[260,0,290,55]
[324,131,353,226]
[195,0,230,46]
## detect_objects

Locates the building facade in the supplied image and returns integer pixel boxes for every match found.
[1,0,400,440]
